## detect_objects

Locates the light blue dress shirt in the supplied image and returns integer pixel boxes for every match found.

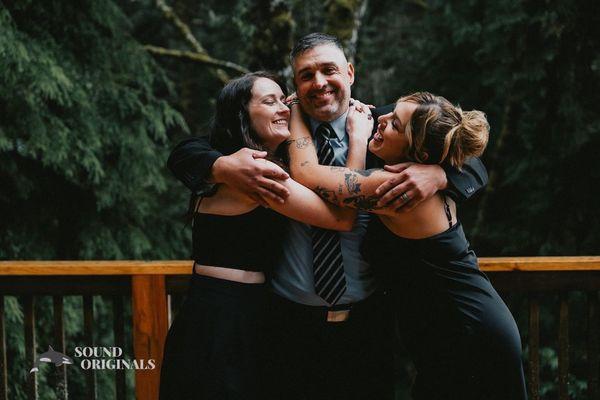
[270,111,377,306]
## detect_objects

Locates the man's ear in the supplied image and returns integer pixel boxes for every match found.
[347,63,355,85]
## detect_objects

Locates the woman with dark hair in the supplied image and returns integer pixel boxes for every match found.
[159,72,368,400]
[286,92,528,400]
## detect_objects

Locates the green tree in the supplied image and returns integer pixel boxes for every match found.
[1,1,189,398]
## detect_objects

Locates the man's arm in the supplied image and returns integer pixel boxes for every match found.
[443,157,488,202]
[375,157,488,211]
[167,136,291,204]
[167,136,222,195]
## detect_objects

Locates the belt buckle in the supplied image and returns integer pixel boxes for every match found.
[327,309,350,323]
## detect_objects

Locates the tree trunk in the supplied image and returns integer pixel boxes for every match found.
[324,0,368,64]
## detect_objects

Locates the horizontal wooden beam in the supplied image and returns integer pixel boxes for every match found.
[480,256,600,272]
[0,261,192,276]
[0,257,598,276]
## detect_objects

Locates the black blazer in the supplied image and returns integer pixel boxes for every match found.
[167,105,488,202]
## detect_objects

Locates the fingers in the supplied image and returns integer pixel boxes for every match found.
[248,193,269,208]
[383,162,413,173]
[377,178,410,207]
[258,177,289,201]
[375,170,408,199]
[251,150,268,159]
[386,191,410,211]
[349,101,372,121]
[261,163,290,181]
[256,185,286,204]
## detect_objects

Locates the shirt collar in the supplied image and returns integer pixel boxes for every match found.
[309,110,349,141]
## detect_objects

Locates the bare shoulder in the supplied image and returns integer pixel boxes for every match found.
[197,185,258,216]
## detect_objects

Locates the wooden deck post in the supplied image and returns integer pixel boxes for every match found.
[131,275,168,400]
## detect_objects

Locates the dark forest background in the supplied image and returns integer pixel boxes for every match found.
[1,0,599,398]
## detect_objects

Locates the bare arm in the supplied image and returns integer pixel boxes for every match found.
[266,176,355,231]
[198,159,356,231]
[344,101,372,169]
[287,105,396,215]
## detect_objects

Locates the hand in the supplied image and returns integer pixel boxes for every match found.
[285,92,299,106]
[346,99,374,145]
[375,163,448,212]
[212,148,290,206]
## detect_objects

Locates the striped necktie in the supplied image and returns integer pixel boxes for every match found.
[312,123,347,305]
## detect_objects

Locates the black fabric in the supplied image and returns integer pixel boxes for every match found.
[362,218,528,400]
[159,274,269,400]
[192,206,286,273]
[167,136,222,195]
[266,291,396,400]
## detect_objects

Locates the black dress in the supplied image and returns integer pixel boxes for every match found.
[159,206,285,400]
[362,205,528,400]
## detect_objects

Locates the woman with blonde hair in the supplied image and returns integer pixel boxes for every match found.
[286,92,527,400]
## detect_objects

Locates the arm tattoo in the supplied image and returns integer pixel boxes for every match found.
[330,166,346,172]
[343,195,381,211]
[300,161,310,166]
[351,168,381,177]
[295,137,313,149]
[285,137,313,149]
[344,173,362,194]
[314,186,338,203]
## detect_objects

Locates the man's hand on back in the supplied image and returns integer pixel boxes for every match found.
[211,148,290,206]
[375,162,448,212]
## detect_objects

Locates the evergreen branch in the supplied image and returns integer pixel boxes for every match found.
[144,45,250,75]
[155,0,206,54]
[153,0,250,82]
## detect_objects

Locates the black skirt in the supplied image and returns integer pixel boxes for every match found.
[159,273,269,400]
[363,220,528,400]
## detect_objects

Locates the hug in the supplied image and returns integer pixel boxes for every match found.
[161,32,527,400]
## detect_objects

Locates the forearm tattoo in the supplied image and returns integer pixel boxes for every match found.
[352,168,379,177]
[313,169,386,211]
[343,195,381,210]
[344,173,361,194]
[314,186,339,203]
[286,136,313,149]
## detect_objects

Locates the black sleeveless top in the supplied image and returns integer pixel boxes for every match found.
[192,206,286,273]
[361,195,487,286]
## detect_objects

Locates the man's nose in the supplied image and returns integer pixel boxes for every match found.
[312,72,327,89]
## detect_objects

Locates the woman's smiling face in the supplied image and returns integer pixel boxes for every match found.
[369,101,418,164]
[247,77,291,152]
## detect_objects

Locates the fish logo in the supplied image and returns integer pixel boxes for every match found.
[30,346,73,373]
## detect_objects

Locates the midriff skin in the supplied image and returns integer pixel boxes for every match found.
[194,263,265,284]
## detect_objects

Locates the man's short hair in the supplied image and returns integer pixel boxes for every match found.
[290,32,346,64]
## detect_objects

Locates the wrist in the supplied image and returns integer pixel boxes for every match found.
[437,166,448,190]
[348,136,369,148]
[210,156,229,184]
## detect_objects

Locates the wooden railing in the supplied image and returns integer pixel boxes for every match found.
[0,257,599,400]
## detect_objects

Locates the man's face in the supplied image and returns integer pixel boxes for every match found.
[293,44,354,122]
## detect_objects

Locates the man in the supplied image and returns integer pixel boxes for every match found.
[168,33,487,400]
